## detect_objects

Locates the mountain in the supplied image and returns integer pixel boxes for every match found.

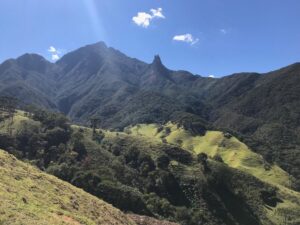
[0,41,300,190]
[0,54,57,109]
[206,63,300,188]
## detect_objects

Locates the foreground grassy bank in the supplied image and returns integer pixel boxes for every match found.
[0,149,136,225]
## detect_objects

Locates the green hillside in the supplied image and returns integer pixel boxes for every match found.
[1,110,300,224]
[1,43,300,192]
[0,149,136,225]
[128,123,300,224]
[128,123,290,188]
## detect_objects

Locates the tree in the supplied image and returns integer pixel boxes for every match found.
[213,154,224,163]
[0,96,18,114]
[0,133,15,149]
[45,127,70,147]
[90,117,101,136]
[197,153,208,164]
[0,96,18,135]
[73,140,87,160]
[157,154,170,169]
[197,153,208,171]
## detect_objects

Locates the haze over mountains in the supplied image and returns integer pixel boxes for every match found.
[0,41,300,188]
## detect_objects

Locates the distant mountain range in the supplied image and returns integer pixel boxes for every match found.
[1,41,300,187]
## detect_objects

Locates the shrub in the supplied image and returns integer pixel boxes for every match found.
[0,133,15,149]
[224,132,232,139]
[197,153,209,172]
[157,154,170,169]
[197,153,208,164]
[92,131,105,143]
[73,141,87,160]
[163,146,192,164]
[213,154,224,163]
[45,127,70,147]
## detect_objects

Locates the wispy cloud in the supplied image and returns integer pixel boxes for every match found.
[132,8,165,28]
[208,75,215,78]
[220,28,228,34]
[173,33,199,45]
[47,46,61,61]
[150,8,165,19]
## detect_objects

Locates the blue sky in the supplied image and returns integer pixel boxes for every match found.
[0,0,300,77]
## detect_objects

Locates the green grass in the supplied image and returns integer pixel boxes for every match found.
[129,123,300,224]
[129,123,291,188]
[0,149,136,225]
[2,113,300,224]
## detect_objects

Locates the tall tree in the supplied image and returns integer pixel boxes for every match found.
[0,96,18,135]
[90,117,101,136]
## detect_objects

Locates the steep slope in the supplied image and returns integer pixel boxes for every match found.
[55,42,147,120]
[0,149,136,225]
[128,123,300,225]
[0,54,58,109]
[128,123,291,188]
[55,46,209,128]
[207,63,300,187]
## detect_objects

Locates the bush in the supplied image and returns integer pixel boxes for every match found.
[138,153,155,176]
[124,147,140,168]
[71,171,101,193]
[197,153,208,164]
[73,141,87,160]
[163,146,192,164]
[157,154,170,169]
[213,154,224,163]
[92,131,105,143]
[0,133,15,149]
[197,153,209,172]
[224,132,232,139]
[260,188,281,207]
[96,180,151,215]
[45,127,70,147]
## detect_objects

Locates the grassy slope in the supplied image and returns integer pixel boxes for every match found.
[128,123,300,224]
[0,149,136,225]
[2,112,300,224]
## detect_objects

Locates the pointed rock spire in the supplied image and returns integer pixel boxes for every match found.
[151,54,168,73]
[152,55,163,66]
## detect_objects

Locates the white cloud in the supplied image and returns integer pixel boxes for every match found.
[150,8,165,19]
[132,12,153,27]
[48,46,57,53]
[132,7,165,28]
[51,54,60,61]
[173,33,199,45]
[208,75,215,78]
[220,29,228,34]
[47,46,61,61]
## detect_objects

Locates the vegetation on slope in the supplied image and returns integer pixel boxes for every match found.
[129,123,300,224]
[128,123,291,188]
[1,109,299,224]
[0,149,136,225]
[1,43,300,191]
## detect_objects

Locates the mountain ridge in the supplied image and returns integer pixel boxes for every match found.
[1,41,300,189]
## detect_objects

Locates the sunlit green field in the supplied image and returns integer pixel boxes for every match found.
[128,123,300,224]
